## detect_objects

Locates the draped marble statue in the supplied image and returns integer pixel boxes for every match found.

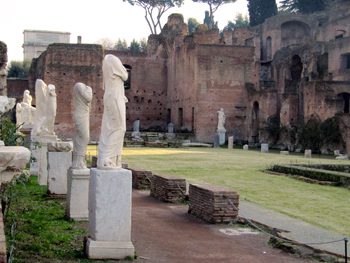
[71,83,93,169]
[31,80,47,136]
[42,84,56,135]
[16,103,22,126]
[217,108,226,130]
[97,54,128,169]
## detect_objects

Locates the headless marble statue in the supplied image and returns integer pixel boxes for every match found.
[31,80,47,136]
[97,54,128,169]
[42,84,56,135]
[71,83,93,169]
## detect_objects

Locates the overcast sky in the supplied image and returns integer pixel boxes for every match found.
[1,0,281,63]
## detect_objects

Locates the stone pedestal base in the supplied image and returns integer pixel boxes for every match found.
[30,136,40,176]
[228,136,234,149]
[86,239,135,260]
[38,135,57,185]
[66,168,90,221]
[217,129,226,145]
[47,151,72,196]
[86,168,134,259]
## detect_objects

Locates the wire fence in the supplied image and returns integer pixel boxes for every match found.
[227,197,348,261]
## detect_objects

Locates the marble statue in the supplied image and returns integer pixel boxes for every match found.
[97,54,128,169]
[16,103,22,126]
[18,90,36,127]
[217,108,226,130]
[31,80,47,136]
[42,84,56,135]
[71,83,93,169]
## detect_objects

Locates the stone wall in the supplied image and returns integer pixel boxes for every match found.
[7,78,30,103]
[0,41,7,96]
[127,167,153,189]
[106,50,168,132]
[188,183,239,224]
[150,173,186,203]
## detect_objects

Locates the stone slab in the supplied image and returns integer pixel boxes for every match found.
[87,168,134,259]
[261,143,269,153]
[305,149,312,158]
[38,135,57,185]
[47,151,72,195]
[66,168,90,221]
[0,146,31,174]
[228,136,233,149]
[86,239,134,260]
[243,144,248,150]
[280,151,289,155]
[217,130,226,145]
[30,136,40,176]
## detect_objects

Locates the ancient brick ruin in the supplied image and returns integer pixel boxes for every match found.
[7,1,350,153]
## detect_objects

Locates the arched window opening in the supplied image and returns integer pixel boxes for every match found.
[123,64,132,89]
[336,93,350,113]
[266,37,272,61]
[317,53,328,78]
[290,55,302,81]
[252,101,259,143]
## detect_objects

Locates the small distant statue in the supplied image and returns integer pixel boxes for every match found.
[42,84,56,135]
[97,54,128,169]
[16,103,22,126]
[21,90,36,126]
[71,83,93,169]
[31,80,47,136]
[217,108,226,130]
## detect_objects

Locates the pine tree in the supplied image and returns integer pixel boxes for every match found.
[247,0,277,27]
[280,0,327,14]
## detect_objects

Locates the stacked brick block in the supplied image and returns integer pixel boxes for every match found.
[150,174,186,203]
[188,183,239,224]
[127,168,153,189]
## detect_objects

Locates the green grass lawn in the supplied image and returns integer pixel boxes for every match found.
[121,147,350,237]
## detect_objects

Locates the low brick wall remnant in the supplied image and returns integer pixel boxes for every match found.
[150,174,186,203]
[188,183,239,224]
[127,167,153,189]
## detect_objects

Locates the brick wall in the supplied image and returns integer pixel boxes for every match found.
[188,183,239,224]
[127,167,153,189]
[150,174,186,203]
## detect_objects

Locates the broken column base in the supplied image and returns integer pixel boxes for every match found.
[66,168,90,221]
[85,239,134,259]
[86,168,134,259]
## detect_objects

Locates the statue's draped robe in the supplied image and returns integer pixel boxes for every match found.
[73,83,92,160]
[31,80,47,136]
[98,55,128,166]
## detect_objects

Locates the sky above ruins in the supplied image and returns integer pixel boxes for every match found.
[1,0,280,63]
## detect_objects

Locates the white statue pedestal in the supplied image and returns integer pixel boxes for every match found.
[38,135,58,185]
[217,128,226,145]
[30,135,40,176]
[86,168,134,259]
[66,168,90,221]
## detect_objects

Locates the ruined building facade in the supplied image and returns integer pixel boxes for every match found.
[18,1,350,152]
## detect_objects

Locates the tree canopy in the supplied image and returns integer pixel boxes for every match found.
[95,38,147,53]
[7,60,31,78]
[123,0,184,34]
[247,0,277,27]
[188,17,200,34]
[192,0,235,29]
[223,12,250,31]
[280,0,327,14]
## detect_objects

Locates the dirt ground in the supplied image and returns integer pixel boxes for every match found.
[130,190,313,263]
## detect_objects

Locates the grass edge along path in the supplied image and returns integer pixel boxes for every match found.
[121,147,350,237]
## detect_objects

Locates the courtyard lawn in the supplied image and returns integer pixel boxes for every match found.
[116,147,350,237]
